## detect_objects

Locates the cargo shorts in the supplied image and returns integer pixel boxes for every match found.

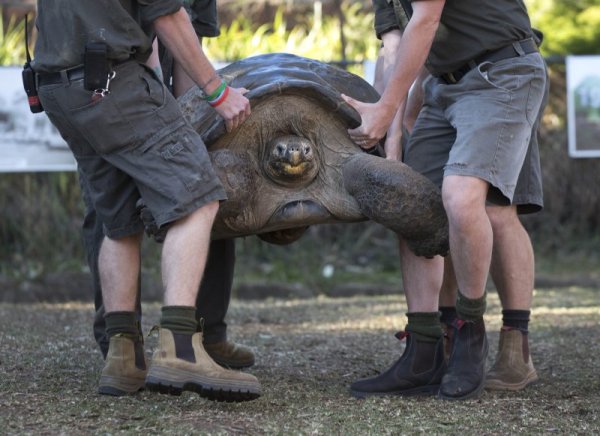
[38,60,226,238]
[405,52,548,214]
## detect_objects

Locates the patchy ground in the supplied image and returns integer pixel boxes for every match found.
[1,287,599,434]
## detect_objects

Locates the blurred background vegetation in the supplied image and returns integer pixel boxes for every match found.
[0,0,599,298]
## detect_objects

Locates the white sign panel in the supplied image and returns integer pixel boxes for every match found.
[567,55,600,158]
[0,67,76,172]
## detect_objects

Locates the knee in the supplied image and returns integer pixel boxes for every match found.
[486,205,519,233]
[442,176,489,225]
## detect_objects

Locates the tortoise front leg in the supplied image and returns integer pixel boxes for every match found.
[342,153,449,258]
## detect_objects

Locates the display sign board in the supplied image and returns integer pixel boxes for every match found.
[567,55,600,158]
[0,67,76,172]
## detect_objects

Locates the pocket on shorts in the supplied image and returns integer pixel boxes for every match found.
[147,130,216,193]
[476,55,546,125]
[67,64,170,155]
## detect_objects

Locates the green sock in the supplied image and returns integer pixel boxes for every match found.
[105,311,140,339]
[160,306,197,335]
[405,312,443,343]
[456,290,487,321]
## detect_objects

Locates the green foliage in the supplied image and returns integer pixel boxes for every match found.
[0,173,85,279]
[0,11,28,66]
[526,0,600,55]
[204,2,379,75]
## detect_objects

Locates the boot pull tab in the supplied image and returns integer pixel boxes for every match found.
[453,319,466,330]
[394,331,409,341]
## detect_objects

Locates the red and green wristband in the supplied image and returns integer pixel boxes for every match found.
[202,78,229,107]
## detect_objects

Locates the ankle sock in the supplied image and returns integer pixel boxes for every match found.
[105,311,140,339]
[502,309,530,333]
[160,306,198,335]
[406,312,443,343]
[456,290,487,321]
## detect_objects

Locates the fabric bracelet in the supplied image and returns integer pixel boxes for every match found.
[203,79,227,102]
[208,85,230,107]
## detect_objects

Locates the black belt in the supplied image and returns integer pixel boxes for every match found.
[439,38,538,85]
[37,58,133,87]
[37,65,85,87]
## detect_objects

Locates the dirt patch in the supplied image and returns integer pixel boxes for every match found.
[1,288,599,434]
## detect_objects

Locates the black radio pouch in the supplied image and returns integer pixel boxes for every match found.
[22,14,43,113]
[84,42,110,91]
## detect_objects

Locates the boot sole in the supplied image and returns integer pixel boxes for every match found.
[209,357,255,369]
[98,375,146,397]
[485,372,539,391]
[145,366,261,402]
[437,377,486,401]
[350,384,440,399]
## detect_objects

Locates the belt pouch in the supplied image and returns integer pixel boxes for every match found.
[84,42,109,91]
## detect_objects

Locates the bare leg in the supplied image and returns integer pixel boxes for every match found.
[442,175,491,300]
[161,201,219,306]
[439,255,457,307]
[399,238,444,312]
[99,233,143,312]
[487,205,534,309]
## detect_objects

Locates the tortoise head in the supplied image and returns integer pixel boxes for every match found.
[265,135,318,187]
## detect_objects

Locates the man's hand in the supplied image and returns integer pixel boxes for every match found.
[213,86,251,132]
[342,94,396,150]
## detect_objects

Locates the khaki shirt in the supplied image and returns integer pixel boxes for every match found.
[33,0,182,73]
[372,0,534,76]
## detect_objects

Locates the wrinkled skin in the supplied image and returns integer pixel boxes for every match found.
[176,53,448,257]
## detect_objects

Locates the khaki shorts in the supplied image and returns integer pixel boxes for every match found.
[39,60,226,238]
[406,52,548,214]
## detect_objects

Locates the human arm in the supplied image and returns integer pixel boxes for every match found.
[145,38,164,82]
[342,0,445,148]
[373,30,405,161]
[403,67,429,133]
[152,7,250,132]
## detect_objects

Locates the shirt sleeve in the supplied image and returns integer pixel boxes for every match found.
[373,0,400,39]
[137,0,184,26]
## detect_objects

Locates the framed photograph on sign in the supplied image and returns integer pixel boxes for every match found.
[566,55,600,158]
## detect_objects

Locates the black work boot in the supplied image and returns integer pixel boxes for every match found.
[439,317,488,400]
[350,332,446,398]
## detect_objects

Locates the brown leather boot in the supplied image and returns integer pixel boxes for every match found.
[441,322,454,364]
[145,328,261,402]
[98,334,147,396]
[439,317,488,400]
[204,340,255,369]
[485,328,538,391]
[350,332,446,398]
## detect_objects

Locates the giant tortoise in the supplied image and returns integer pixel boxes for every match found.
[170,53,448,257]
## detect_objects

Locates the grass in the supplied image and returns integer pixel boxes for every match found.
[1,287,599,434]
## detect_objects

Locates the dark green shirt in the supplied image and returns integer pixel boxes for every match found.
[33,0,183,73]
[373,0,535,76]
